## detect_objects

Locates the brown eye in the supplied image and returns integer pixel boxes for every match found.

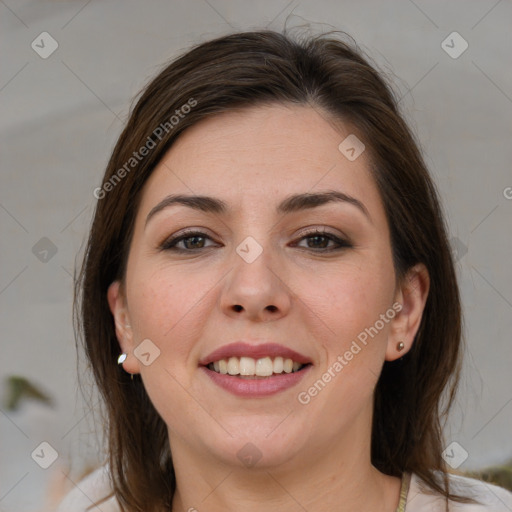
[294,230,351,252]
[305,234,330,249]
[160,231,218,252]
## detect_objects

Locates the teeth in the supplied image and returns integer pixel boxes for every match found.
[227,357,239,375]
[239,356,255,375]
[218,359,228,374]
[273,356,284,373]
[256,357,273,376]
[208,356,305,376]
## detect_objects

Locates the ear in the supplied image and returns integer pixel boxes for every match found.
[107,280,140,375]
[386,263,430,361]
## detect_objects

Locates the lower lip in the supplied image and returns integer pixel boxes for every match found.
[200,365,312,397]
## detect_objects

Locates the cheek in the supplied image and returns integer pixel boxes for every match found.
[299,258,395,350]
[294,253,396,415]
[125,265,217,430]
[126,264,209,365]
[293,267,394,431]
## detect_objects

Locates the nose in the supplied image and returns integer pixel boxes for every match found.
[220,246,292,322]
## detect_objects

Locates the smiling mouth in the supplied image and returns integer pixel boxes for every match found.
[206,356,310,379]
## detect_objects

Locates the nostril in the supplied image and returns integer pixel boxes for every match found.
[233,305,243,312]
[266,305,277,312]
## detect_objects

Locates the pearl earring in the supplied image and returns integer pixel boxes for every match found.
[117,353,134,380]
[397,341,405,352]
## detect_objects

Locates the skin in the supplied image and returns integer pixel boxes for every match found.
[108,104,430,512]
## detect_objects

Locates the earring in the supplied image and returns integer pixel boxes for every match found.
[117,353,134,380]
[397,341,405,352]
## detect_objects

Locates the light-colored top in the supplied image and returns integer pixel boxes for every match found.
[56,465,512,511]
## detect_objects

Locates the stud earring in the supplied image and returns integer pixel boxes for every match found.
[397,341,405,352]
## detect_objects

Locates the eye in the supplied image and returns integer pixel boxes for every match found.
[160,230,219,251]
[159,228,351,253]
[293,229,351,252]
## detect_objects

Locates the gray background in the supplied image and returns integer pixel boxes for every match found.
[1,1,511,510]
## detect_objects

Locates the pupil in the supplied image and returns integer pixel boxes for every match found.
[308,235,328,248]
[186,236,204,249]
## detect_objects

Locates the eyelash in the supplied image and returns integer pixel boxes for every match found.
[159,229,352,253]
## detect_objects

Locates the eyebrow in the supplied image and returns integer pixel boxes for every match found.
[145,190,371,228]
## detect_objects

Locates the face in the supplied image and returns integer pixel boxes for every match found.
[108,104,427,472]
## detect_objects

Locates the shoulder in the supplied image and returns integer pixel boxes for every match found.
[406,471,512,511]
[55,465,120,512]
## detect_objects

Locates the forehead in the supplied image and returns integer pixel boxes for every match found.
[138,104,384,220]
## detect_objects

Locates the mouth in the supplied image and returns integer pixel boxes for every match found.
[199,342,313,397]
[206,356,309,378]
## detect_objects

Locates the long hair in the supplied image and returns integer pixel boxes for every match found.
[75,29,465,510]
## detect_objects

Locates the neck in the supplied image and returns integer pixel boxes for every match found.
[168,412,401,512]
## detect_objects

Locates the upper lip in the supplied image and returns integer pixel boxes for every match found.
[199,342,312,366]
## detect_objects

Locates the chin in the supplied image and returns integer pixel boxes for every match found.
[195,415,311,470]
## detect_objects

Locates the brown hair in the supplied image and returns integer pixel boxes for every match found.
[75,29,467,510]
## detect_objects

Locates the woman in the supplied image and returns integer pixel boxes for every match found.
[59,29,512,511]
